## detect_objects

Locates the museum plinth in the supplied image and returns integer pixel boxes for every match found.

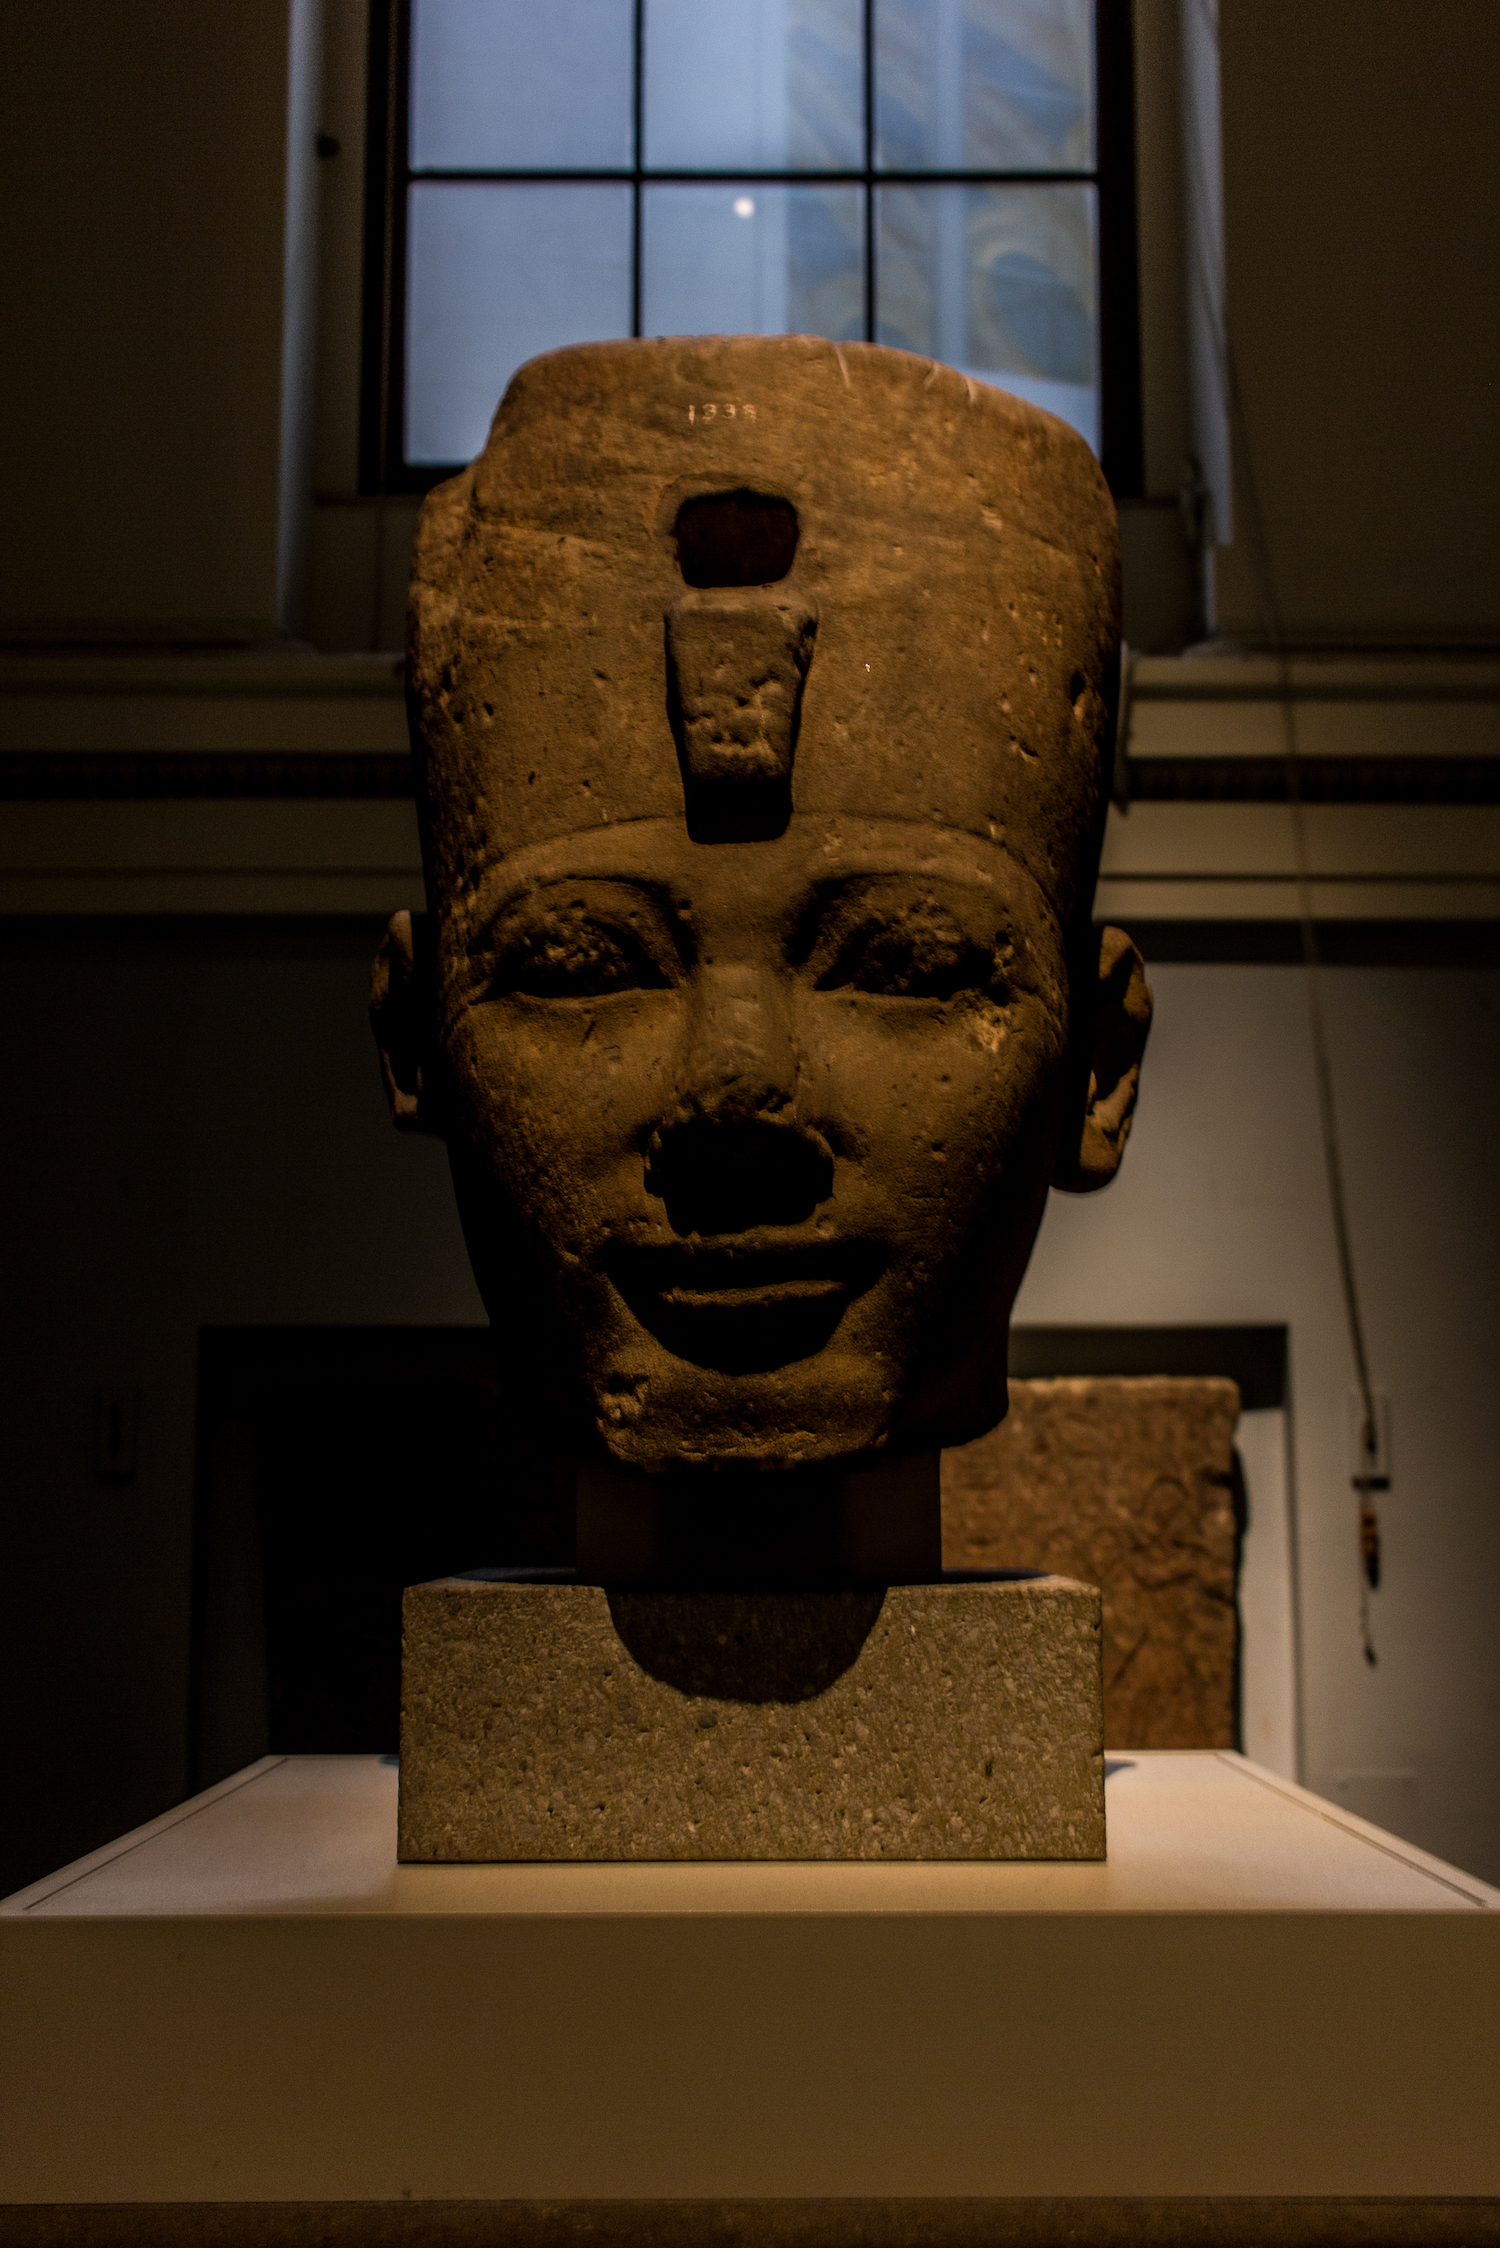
[3,1753,1498,2245]
[398,1573,1104,1862]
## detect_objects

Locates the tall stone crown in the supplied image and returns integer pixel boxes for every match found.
[407,334,1120,932]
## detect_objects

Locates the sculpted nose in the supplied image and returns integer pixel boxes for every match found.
[644,968,833,1236]
[646,1112,832,1237]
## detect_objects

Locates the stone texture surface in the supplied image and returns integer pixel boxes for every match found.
[399,1574,1104,1862]
[941,1377,1241,1750]
[374,335,1153,1485]
[372,339,1153,1852]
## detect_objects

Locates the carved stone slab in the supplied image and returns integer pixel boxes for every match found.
[399,1575,1104,1863]
[941,1377,1241,1750]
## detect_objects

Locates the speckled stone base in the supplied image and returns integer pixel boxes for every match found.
[398,1574,1105,1862]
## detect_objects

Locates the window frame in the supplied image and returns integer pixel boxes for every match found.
[360,0,1142,498]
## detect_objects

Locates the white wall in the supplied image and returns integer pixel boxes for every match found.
[1234,1405,1297,1782]
[1016,957,1500,1881]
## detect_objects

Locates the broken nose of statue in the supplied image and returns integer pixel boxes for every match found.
[645,1105,834,1238]
[666,593,818,845]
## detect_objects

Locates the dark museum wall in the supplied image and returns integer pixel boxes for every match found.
[1,1,1497,1897]
[1209,4,1499,649]
[2,2,304,644]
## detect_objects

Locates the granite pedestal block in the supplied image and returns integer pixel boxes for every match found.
[398,1574,1104,1862]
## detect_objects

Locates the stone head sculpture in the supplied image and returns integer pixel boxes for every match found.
[373,336,1150,1562]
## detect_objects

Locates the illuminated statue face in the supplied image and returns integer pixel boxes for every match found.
[375,338,1150,1475]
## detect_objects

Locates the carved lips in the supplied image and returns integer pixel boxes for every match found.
[606,1235,884,1376]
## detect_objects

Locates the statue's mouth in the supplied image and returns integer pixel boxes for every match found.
[606,1237,884,1374]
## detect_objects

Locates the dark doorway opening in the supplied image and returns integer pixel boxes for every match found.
[188,1326,570,1789]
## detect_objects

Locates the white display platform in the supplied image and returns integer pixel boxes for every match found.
[2,1751,1498,2236]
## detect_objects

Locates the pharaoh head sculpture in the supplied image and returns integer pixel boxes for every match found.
[373,336,1150,1492]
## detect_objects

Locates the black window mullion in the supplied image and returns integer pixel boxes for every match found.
[863,0,876,344]
[407,168,1094,186]
[1095,0,1143,496]
[631,0,644,336]
[386,0,414,498]
[360,0,413,497]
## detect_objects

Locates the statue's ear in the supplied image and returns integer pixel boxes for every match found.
[1052,925,1153,1194]
[370,909,442,1136]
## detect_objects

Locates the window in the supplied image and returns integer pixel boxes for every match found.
[362,0,1140,493]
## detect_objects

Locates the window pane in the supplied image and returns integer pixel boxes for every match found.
[406,184,633,464]
[644,0,863,172]
[874,0,1094,172]
[875,183,1098,450]
[410,0,633,170]
[642,185,865,342]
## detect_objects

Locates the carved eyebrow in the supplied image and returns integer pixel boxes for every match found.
[473,873,696,966]
[781,825,1069,945]
[801,865,1004,899]
[448,813,696,937]
[511,871,681,910]
[786,869,1007,961]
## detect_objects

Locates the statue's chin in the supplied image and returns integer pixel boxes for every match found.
[588,1337,900,1477]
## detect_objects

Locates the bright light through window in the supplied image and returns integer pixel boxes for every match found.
[394,0,1113,471]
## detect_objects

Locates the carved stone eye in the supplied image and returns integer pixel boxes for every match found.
[490,898,672,1001]
[815,896,995,1002]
